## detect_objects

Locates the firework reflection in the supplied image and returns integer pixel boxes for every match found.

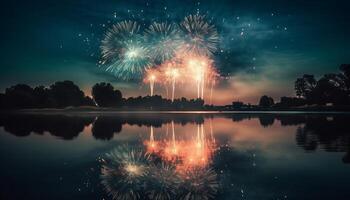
[147,163,181,200]
[100,146,151,200]
[144,123,217,171]
[100,123,220,200]
[178,167,219,200]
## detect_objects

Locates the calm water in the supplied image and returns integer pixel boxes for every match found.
[0,113,350,200]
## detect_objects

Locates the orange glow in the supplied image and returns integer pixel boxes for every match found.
[144,123,217,172]
[144,68,161,96]
[142,52,220,101]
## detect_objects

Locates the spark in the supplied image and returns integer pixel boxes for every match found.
[170,68,179,101]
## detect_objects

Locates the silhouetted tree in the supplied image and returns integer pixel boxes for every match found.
[258,115,275,127]
[4,84,37,108]
[33,86,52,108]
[92,82,122,107]
[258,95,274,107]
[82,96,95,106]
[0,115,94,139]
[294,74,316,98]
[49,81,87,108]
[0,93,5,109]
[293,66,350,105]
[279,96,306,107]
[314,73,348,105]
[340,64,350,82]
[232,101,244,109]
[92,117,122,140]
[340,64,350,98]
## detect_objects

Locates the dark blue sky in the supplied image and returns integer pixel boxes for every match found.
[1,0,350,103]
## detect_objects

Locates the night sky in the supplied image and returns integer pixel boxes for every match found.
[1,0,350,104]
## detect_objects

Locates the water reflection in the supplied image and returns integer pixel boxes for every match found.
[101,144,218,200]
[100,146,151,200]
[1,114,350,156]
[1,113,350,199]
[99,120,220,199]
[144,122,217,170]
[0,114,94,139]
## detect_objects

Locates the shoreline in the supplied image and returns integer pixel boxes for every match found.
[1,108,350,115]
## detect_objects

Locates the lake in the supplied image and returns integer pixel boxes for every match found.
[0,112,349,199]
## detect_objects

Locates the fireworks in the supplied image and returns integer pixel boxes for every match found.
[180,14,219,56]
[145,22,183,64]
[101,21,151,80]
[100,14,221,102]
[183,54,216,99]
[161,62,180,101]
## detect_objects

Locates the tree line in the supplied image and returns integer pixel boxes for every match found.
[0,81,204,110]
[251,64,350,108]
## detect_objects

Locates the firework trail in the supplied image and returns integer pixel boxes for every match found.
[171,121,177,154]
[145,22,183,64]
[150,75,155,96]
[150,126,155,146]
[144,68,160,96]
[171,69,179,101]
[209,119,215,143]
[166,123,169,136]
[101,21,151,80]
[210,79,214,105]
[208,66,219,104]
[161,61,180,101]
[184,55,213,99]
[180,14,219,56]
[100,146,151,200]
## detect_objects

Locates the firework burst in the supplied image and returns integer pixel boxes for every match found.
[180,14,219,56]
[147,163,182,200]
[101,21,151,80]
[145,22,183,64]
[182,54,214,99]
[99,15,222,102]
[100,146,151,200]
[178,167,219,200]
